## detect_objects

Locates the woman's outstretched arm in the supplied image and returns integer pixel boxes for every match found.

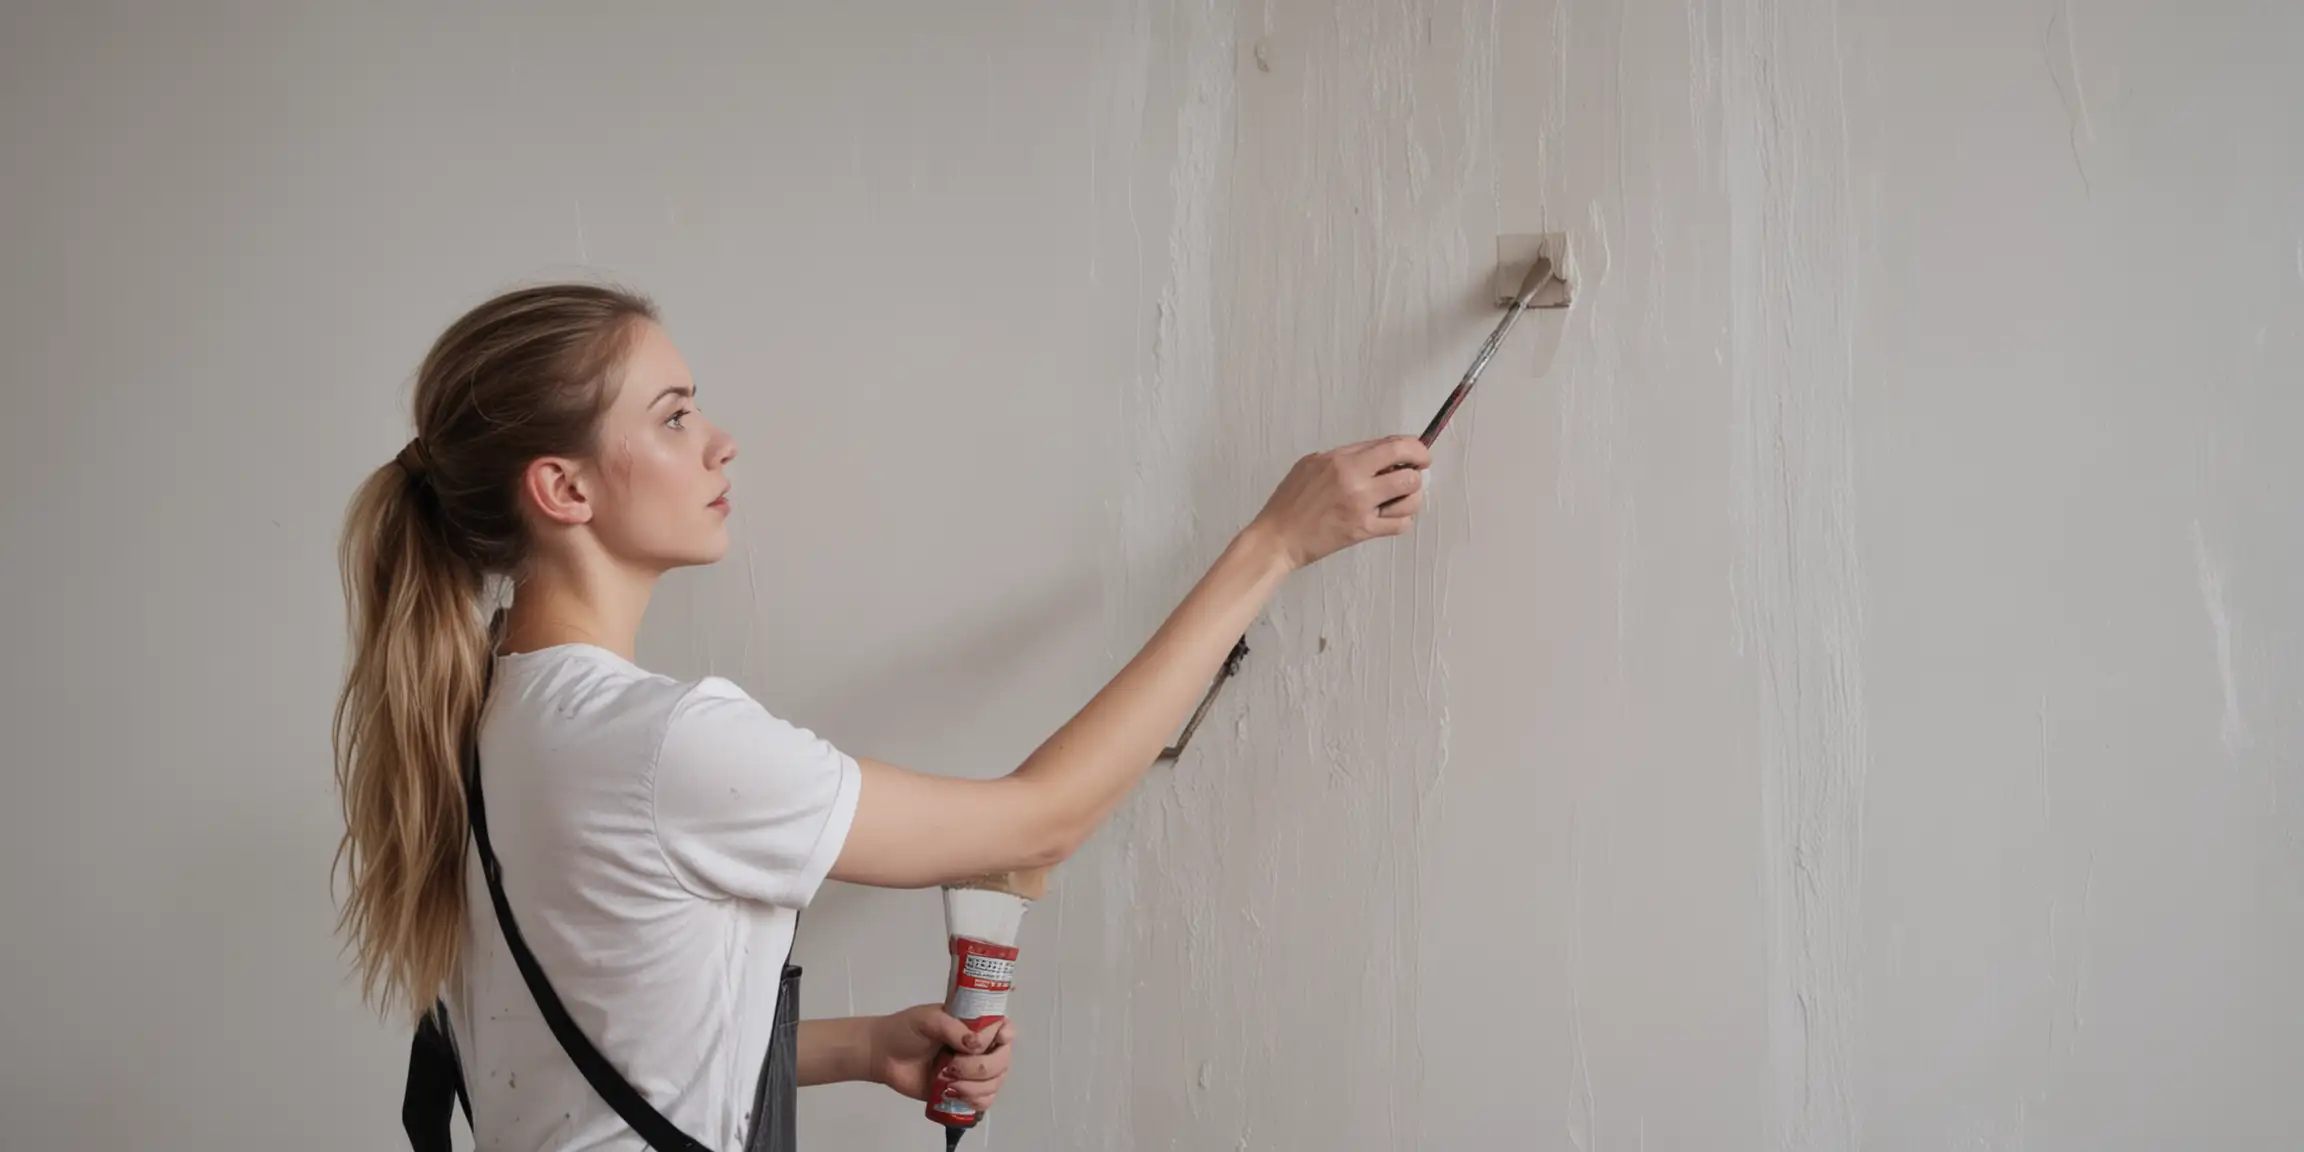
[830,435,1429,888]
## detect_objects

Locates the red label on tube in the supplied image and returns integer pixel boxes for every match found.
[926,936,1019,1129]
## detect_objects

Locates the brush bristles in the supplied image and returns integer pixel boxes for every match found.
[1513,254,1557,303]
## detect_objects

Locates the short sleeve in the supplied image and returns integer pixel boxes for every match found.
[650,679,862,907]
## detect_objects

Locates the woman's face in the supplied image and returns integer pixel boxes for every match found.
[579,321,739,571]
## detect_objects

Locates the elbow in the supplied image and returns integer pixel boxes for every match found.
[996,775,1088,871]
[1014,797,1088,871]
[1021,821,1083,871]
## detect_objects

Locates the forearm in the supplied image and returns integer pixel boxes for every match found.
[796,1017,879,1087]
[1007,523,1294,854]
[829,438,1424,890]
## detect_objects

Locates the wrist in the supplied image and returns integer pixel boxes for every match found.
[797,1017,879,1088]
[860,1014,901,1088]
[1230,520,1300,578]
[835,1017,885,1086]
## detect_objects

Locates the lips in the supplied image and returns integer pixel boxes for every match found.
[709,487,731,512]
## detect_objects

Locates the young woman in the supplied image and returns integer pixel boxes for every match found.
[334,283,1429,1150]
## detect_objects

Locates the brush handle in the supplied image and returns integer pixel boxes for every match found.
[1417,378,1478,447]
[1411,253,1557,452]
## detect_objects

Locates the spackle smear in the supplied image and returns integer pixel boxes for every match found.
[2191,520,2247,755]
[1722,1,1870,1148]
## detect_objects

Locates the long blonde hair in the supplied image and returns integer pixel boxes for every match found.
[333,283,656,1019]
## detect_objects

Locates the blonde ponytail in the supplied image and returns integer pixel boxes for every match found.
[331,283,656,1019]
[331,450,492,1016]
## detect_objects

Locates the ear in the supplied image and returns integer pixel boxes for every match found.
[521,456,594,526]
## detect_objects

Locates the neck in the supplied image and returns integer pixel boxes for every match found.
[501,552,658,662]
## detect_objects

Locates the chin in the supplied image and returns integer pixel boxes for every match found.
[683,541,731,568]
[695,529,734,565]
[655,533,730,570]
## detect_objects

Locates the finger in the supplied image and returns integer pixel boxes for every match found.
[921,1009,981,1054]
[1355,435,1432,473]
[1369,466,1423,504]
[1372,503,1419,535]
[1327,434,1397,467]
[948,1075,1007,1109]
[1373,435,1428,472]
[1376,488,1426,520]
[983,1018,1018,1052]
[941,1052,1004,1081]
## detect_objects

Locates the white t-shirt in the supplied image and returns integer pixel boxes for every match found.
[447,644,862,1152]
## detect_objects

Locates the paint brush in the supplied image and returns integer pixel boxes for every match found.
[1158,246,1570,764]
[1416,251,1558,447]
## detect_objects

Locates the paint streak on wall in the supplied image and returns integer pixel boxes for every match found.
[1084,3,1502,1147]
[1718,2,1871,1147]
[2191,520,2246,756]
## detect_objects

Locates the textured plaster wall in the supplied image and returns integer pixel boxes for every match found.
[1,2,2297,1149]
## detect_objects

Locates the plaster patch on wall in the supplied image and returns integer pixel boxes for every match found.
[2191,519,2248,755]
[1720,1,1871,1149]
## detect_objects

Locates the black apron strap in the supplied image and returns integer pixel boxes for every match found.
[466,753,719,1152]
[399,639,799,1152]
[401,1001,467,1152]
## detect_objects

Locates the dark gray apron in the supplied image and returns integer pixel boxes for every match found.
[402,756,800,1152]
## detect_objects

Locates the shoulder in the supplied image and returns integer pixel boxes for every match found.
[669,673,760,715]
[648,677,861,905]
[485,644,699,759]
[657,676,841,771]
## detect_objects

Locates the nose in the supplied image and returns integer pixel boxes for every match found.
[709,422,738,469]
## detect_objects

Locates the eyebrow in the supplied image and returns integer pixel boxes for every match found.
[649,385,696,408]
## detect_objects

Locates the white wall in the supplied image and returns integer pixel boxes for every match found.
[2,2,2297,1149]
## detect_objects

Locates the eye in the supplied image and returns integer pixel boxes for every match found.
[666,408,693,430]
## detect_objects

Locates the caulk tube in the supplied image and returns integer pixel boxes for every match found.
[926,870,1043,1149]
